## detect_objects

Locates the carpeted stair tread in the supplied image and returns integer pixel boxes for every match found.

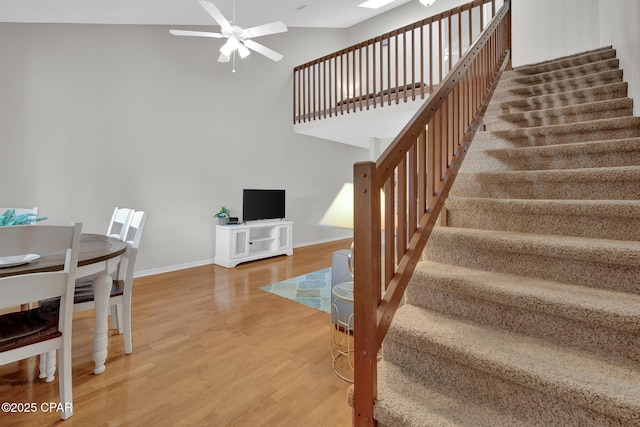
[446,197,640,218]
[483,98,633,131]
[491,69,623,102]
[386,305,640,424]
[427,226,640,267]
[447,197,640,218]
[471,116,640,149]
[410,260,640,334]
[375,361,528,427]
[426,230,640,294]
[462,137,640,171]
[407,260,640,363]
[444,197,640,240]
[497,58,620,90]
[501,46,616,78]
[484,82,629,117]
[450,165,640,200]
[425,226,640,293]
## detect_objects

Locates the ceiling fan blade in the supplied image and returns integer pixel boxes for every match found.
[169,29,224,38]
[242,21,288,38]
[199,0,232,30]
[243,40,283,62]
[218,52,231,63]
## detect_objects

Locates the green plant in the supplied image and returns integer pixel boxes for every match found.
[0,209,48,226]
[215,206,230,218]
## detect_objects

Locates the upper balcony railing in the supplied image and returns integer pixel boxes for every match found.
[293,0,506,124]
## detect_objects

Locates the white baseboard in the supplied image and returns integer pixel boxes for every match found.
[134,259,214,278]
[134,235,353,279]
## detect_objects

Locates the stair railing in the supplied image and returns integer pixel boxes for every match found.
[294,0,506,124]
[352,1,512,425]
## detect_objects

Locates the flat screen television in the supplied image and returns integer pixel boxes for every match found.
[242,189,286,222]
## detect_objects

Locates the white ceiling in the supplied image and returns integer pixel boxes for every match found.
[0,0,414,29]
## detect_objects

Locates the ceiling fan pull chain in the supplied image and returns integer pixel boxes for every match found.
[233,0,236,24]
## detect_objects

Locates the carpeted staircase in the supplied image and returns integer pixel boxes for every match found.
[373,47,640,426]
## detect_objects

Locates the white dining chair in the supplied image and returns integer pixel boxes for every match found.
[0,223,82,420]
[68,206,133,294]
[70,206,133,294]
[106,207,134,240]
[112,210,147,354]
[74,210,147,354]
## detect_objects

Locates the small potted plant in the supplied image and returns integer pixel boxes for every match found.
[215,207,230,225]
[0,209,47,226]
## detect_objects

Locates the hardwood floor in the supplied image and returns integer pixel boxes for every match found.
[0,239,354,426]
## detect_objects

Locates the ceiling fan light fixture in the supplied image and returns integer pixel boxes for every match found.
[220,40,235,57]
[238,44,251,59]
[358,0,396,9]
[227,36,240,50]
[219,44,233,57]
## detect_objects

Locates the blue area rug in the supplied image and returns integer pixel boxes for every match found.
[260,267,331,314]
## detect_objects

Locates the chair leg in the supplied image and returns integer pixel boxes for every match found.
[123,299,132,354]
[58,338,73,419]
[38,353,47,379]
[38,350,56,382]
[116,303,124,335]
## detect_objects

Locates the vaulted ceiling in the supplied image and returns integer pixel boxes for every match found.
[0,0,414,28]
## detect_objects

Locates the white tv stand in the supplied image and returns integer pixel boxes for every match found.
[214,220,293,268]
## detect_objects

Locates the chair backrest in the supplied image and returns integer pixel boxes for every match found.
[125,211,147,248]
[106,207,134,241]
[0,223,81,318]
[118,211,147,283]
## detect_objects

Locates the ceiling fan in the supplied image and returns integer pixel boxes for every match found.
[170,0,288,69]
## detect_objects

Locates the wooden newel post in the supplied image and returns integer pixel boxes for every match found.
[353,161,382,426]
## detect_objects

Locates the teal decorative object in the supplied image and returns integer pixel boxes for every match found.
[0,209,47,226]
[215,206,230,225]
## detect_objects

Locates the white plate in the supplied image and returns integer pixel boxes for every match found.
[0,253,40,268]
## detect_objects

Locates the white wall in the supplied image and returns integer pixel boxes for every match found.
[598,0,640,116]
[511,0,600,67]
[0,23,366,275]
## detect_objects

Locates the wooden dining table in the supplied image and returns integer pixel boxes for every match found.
[0,233,127,375]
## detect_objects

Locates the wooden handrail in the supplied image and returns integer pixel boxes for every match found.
[293,0,506,124]
[352,1,512,425]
